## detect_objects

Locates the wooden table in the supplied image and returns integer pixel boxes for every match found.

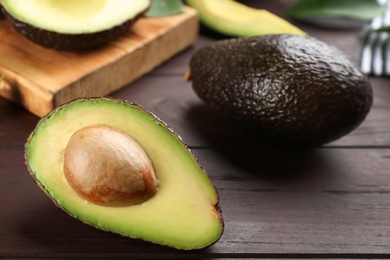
[1,1,390,258]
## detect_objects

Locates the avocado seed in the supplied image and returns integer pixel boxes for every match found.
[63,125,158,207]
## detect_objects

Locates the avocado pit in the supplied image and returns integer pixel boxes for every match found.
[63,125,158,207]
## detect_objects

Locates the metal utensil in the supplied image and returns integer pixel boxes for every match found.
[359,0,390,76]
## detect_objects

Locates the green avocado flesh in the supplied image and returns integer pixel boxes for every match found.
[0,0,150,50]
[189,34,373,147]
[25,98,223,250]
[186,0,306,37]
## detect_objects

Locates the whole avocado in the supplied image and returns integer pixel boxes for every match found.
[189,34,373,147]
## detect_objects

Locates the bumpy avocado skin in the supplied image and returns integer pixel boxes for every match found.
[1,7,146,50]
[190,34,373,147]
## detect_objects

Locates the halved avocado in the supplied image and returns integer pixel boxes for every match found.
[186,0,306,37]
[0,0,150,50]
[25,97,223,250]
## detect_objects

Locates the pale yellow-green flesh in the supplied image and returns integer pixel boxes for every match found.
[186,0,306,36]
[0,0,149,33]
[25,98,222,249]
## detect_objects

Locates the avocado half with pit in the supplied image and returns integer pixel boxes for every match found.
[0,0,150,50]
[24,97,223,250]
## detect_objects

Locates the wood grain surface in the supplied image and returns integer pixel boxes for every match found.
[1,0,390,259]
[0,7,198,117]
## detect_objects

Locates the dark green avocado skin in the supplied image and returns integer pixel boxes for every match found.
[0,5,4,18]
[1,7,146,51]
[190,34,373,147]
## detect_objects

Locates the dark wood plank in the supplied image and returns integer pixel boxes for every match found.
[2,68,390,149]
[0,99,37,148]
[110,71,390,148]
[1,147,390,258]
[199,147,390,255]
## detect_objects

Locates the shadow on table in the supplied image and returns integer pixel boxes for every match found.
[185,102,338,184]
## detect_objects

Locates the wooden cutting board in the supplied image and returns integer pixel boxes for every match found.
[0,7,198,117]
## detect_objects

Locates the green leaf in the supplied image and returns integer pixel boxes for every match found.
[146,0,184,17]
[287,0,387,21]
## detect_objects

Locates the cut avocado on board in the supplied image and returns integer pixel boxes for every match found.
[0,6,198,117]
[25,97,224,250]
[0,0,151,50]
